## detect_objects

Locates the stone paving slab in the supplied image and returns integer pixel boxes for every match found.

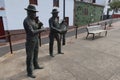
[0,21,120,80]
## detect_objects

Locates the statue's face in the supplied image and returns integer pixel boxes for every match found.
[28,11,36,20]
[53,13,58,18]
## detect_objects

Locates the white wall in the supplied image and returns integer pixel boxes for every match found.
[0,10,5,16]
[0,0,5,8]
[4,0,74,30]
[102,0,120,15]
[65,0,74,26]
[0,0,5,18]
[96,0,105,6]
[103,0,110,15]
[0,0,7,30]
[4,0,29,30]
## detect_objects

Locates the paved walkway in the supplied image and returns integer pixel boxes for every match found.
[0,21,120,80]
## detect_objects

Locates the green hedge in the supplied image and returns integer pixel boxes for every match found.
[74,2,104,26]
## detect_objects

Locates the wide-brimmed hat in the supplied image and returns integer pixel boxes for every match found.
[51,9,59,14]
[25,4,38,12]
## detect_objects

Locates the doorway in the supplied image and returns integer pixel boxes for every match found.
[0,17,5,39]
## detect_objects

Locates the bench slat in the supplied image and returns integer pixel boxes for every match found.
[89,30,107,34]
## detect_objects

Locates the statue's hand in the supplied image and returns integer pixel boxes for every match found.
[58,30,64,34]
[39,22,43,27]
[42,28,47,31]
[39,27,46,32]
[38,22,43,29]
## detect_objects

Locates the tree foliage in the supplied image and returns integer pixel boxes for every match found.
[109,0,120,12]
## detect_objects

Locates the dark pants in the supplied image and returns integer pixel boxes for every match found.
[49,33,61,55]
[62,34,66,45]
[25,39,39,75]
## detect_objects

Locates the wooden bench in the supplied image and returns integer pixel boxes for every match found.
[86,24,107,40]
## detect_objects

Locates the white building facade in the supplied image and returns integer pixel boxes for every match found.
[96,0,120,19]
[2,0,119,31]
[1,0,74,31]
[0,0,7,38]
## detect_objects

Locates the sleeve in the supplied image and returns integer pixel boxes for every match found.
[38,21,43,29]
[23,20,44,36]
[49,18,60,32]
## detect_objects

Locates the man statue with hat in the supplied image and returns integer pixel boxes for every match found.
[23,4,46,78]
[48,8,65,57]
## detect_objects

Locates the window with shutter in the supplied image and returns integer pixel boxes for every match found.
[92,0,96,3]
[53,0,59,7]
[29,0,38,5]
